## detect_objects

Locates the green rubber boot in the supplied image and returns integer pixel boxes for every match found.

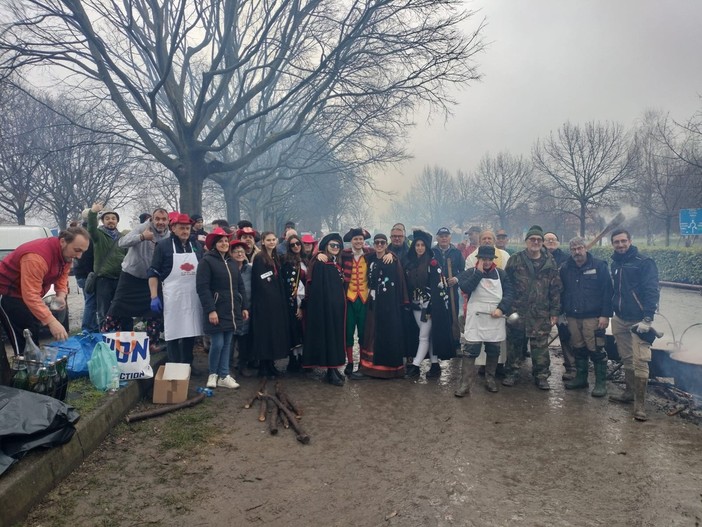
[564,357,589,389]
[591,360,608,397]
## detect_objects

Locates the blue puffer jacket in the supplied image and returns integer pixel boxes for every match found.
[610,245,659,321]
[560,253,613,319]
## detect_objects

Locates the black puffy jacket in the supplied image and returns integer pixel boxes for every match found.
[610,245,659,321]
[560,253,613,319]
[196,250,248,334]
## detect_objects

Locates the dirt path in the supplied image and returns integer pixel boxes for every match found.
[23,353,702,527]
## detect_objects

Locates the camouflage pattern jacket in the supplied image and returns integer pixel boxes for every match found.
[505,247,562,337]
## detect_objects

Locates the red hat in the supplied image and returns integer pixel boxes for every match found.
[228,240,248,252]
[301,234,316,244]
[236,226,259,240]
[205,227,233,250]
[170,212,194,226]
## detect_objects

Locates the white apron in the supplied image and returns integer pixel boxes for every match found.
[163,241,203,341]
[464,269,507,365]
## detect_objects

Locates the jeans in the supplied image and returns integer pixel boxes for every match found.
[76,277,99,333]
[209,331,235,377]
[95,276,119,328]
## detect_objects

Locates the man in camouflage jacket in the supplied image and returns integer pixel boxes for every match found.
[502,225,562,390]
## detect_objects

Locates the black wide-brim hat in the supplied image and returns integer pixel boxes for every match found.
[319,232,343,251]
[411,229,432,248]
[343,227,371,242]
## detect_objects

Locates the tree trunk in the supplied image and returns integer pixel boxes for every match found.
[222,181,241,224]
[16,210,26,225]
[174,157,206,216]
[579,202,587,237]
[665,215,672,247]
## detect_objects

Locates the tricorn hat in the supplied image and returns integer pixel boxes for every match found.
[343,228,370,242]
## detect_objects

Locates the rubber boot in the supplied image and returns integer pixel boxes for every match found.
[591,360,608,397]
[609,369,634,403]
[454,357,474,397]
[564,357,589,390]
[633,377,648,421]
[484,354,499,392]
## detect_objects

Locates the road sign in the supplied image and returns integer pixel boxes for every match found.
[679,208,702,235]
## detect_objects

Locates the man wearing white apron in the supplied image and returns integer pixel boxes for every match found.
[455,246,514,396]
[148,213,203,365]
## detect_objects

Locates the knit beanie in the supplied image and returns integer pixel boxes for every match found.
[525,225,544,240]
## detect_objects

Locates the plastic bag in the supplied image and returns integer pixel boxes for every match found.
[102,331,153,380]
[45,331,103,379]
[88,341,118,391]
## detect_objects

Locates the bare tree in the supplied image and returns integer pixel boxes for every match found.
[634,110,702,245]
[0,82,52,224]
[391,165,458,231]
[1,0,486,214]
[532,121,637,236]
[471,152,534,230]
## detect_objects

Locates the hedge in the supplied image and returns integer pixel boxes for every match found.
[506,245,702,285]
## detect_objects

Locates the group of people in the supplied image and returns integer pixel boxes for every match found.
[0,211,660,422]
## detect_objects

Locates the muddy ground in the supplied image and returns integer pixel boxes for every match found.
[21,346,702,527]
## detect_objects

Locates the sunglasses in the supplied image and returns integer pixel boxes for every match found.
[289,242,301,247]
[374,240,387,246]
[327,242,341,249]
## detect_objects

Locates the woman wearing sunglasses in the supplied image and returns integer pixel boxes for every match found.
[281,234,306,372]
[356,233,410,379]
[302,233,347,386]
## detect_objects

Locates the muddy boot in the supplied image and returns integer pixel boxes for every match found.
[484,354,499,393]
[591,360,608,398]
[564,357,589,390]
[609,369,634,404]
[344,347,354,376]
[454,357,474,397]
[633,377,648,421]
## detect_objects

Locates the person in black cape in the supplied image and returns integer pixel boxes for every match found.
[404,229,455,379]
[357,233,409,379]
[281,234,306,372]
[251,231,291,378]
[302,233,347,386]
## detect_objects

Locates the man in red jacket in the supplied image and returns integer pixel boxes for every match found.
[0,226,90,354]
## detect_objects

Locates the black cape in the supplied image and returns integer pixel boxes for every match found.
[282,260,305,348]
[250,253,290,361]
[302,259,346,368]
[404,249,455,360]
[361,254,409,378]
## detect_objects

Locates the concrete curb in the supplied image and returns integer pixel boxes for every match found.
[0,352,167,527]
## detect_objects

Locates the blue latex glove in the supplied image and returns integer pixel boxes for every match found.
[150,297,163,313]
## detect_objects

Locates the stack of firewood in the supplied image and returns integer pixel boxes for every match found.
[244,379,310,444]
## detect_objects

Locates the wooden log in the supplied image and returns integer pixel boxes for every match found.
[278,407,290,429]
[244,378,267,408]
[264,394,310,444]
[267,398,278,435]
[125,393,206,423]
[258,397,267,422]
[586,212,625,250]
[275,381,303,419]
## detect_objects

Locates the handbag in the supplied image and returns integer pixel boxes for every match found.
[82,235,121,294]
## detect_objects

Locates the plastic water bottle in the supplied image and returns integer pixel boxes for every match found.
[108,365,120,394]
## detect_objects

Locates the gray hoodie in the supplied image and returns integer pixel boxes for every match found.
[118,221,170,279]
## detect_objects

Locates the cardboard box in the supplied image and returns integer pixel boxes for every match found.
[153,364,191,404]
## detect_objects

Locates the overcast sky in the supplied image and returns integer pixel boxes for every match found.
[374,0,702,214]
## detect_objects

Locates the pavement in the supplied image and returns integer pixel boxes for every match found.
[0,351,166,527]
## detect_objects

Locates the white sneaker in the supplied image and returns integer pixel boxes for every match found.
[207,374,218,389]
[217,375,240,389]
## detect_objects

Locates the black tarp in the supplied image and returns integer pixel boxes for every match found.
[0,386,80,476]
